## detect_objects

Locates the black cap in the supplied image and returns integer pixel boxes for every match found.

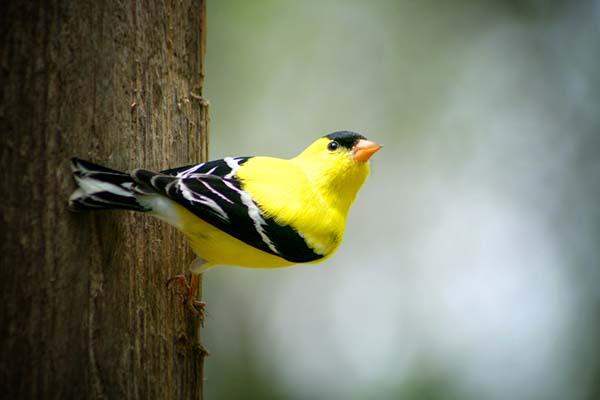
[324,131,367,149]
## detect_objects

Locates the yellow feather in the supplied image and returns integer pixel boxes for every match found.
[174,136,373,270]
[176,202,294,269]
[237,137,370,263]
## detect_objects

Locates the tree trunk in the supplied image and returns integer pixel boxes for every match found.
[0,1,208,398]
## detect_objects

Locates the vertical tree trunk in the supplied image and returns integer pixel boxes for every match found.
[0,1,208,398]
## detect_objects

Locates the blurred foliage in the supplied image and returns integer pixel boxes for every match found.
[383,364,466,400]
[202,1,600,399]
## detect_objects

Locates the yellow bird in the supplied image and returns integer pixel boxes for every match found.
[69,131,381,311]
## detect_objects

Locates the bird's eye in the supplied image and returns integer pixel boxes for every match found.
[327,141,339,152]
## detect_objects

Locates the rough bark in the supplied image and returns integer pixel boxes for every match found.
[0,1,208,398]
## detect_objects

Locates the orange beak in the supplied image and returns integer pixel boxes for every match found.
[352,139,382,161]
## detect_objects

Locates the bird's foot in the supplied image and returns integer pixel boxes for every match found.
[167,274,205,318]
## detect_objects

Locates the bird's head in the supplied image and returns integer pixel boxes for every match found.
[292,131,382,209]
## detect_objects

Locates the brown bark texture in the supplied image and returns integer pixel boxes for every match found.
[0,1,208,399]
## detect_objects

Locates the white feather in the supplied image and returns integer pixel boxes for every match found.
[73,175,135,197]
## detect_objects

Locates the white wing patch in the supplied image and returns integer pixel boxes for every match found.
[178,180,229,222]
[176,162,206,178]
[223,180,280,255]
[224,157,242,179]
[197,178,234,204]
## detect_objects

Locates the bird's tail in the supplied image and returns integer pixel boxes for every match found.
[69,158,150,212]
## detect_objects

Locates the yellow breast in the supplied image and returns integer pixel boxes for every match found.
[236,157,346,258]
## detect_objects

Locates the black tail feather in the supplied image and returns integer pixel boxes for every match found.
[69,158,150,212]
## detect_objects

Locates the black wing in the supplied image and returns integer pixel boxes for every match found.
[160,157,253,178]
[134,160,323,263]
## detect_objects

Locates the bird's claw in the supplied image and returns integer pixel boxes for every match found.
[187,299,206,320]
[167,274,205,320]
[166,274,190,296]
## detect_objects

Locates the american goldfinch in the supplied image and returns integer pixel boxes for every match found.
[69,131,381,311]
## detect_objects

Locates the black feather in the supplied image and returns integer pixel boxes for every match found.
[324,131,366,149]
[69,158,149,212]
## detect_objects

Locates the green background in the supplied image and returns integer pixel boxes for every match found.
[202,1,600,399]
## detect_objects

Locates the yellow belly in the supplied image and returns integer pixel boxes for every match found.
[175,204,295,269]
